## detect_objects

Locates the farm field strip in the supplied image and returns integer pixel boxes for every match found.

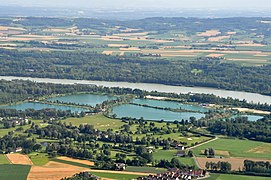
[6,154,33,165]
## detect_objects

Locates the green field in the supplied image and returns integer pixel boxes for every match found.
[152,149,197,167]
[0,155,10,164]
[65,114,124,130]
[28,152,49,166]
[91,172,142,180]
[193,138,271,159]
[0,164,31,180]
[132,132,211,146]
[207,173,270,180]
[0,120,44,137]
[125,166,166,174]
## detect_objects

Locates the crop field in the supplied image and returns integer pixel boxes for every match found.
[90,171,142,180]
[196,157,271,171]
[0,154,10,164]
[27,161,89,180]
[1,17,271,66]
[6,154,33,165]
[28,153,50,166]
[125,166,166,174]
[207,173,270,180]
[192,138,271,159]
[0,164,31,180]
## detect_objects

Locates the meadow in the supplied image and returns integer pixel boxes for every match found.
[0,164,31,180]
[192,138,271,159]
[64,114,125,130]
[207,173,270,180]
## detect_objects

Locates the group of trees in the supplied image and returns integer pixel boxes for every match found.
[204,148,215,157]
[0,49,270,95]
[244,160,271,174]
[205,161,232,172]
[0,133,40,154]
[207,116,271,143]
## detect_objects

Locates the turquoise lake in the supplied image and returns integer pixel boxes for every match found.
[132,99,209,112]
[47,94,115,106]
[1,102,86,112]
[234,115,264,121]
[111,104,205,121]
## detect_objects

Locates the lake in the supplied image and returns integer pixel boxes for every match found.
[0,102,86,112]
[231,115,264,121]
[132,98,209,112]
[111,104,205,121]
[1,76,271,104]
[47,93,115,107]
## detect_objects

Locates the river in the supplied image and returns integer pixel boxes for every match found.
[1,76,271,104]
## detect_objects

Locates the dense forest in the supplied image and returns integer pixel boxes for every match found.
[0,49,270,95]
[207,116,271,142]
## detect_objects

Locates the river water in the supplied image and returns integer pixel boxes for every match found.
[1,76,271,104]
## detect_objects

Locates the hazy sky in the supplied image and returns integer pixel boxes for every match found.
[2,0,271,10]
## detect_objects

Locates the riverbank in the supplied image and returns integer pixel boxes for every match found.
[1,76,271,104]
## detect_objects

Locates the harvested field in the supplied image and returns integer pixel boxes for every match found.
[197,30,221,37]
[102,51,114,55]
[208,36,230,42]
[57,157,94,166]
[206,54,225,58]
[119,47,141,51]
[108,44,128,48]
[150,39,174,43]
[120,28,141,33]
[236,43,266,47]
[226,58,267,63]
[43,28,70,33]
[227,31,237,35]
[28,161,88,180]
[145,95,167,100]
[196,157,271,171]
[247,144,271,154]
[231,108,270,115]
[115,32,149,37]
[6,154,33,165]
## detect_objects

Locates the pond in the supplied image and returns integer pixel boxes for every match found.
[1,102,86,113]
[47,93,115,107]
[111,104,205,121]
[229,114,264,121]
[132,99,209,113]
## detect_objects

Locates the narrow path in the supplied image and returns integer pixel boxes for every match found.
[188,137,218,150]
[88,169,153,176]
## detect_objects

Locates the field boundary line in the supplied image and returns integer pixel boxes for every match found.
[188,137,218,150]
[4,154,12,164]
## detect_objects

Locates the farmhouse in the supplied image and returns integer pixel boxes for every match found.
[176,150,186,157]
[138,168,205,180]
[115,163,126,171]
[3,118,29,127]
